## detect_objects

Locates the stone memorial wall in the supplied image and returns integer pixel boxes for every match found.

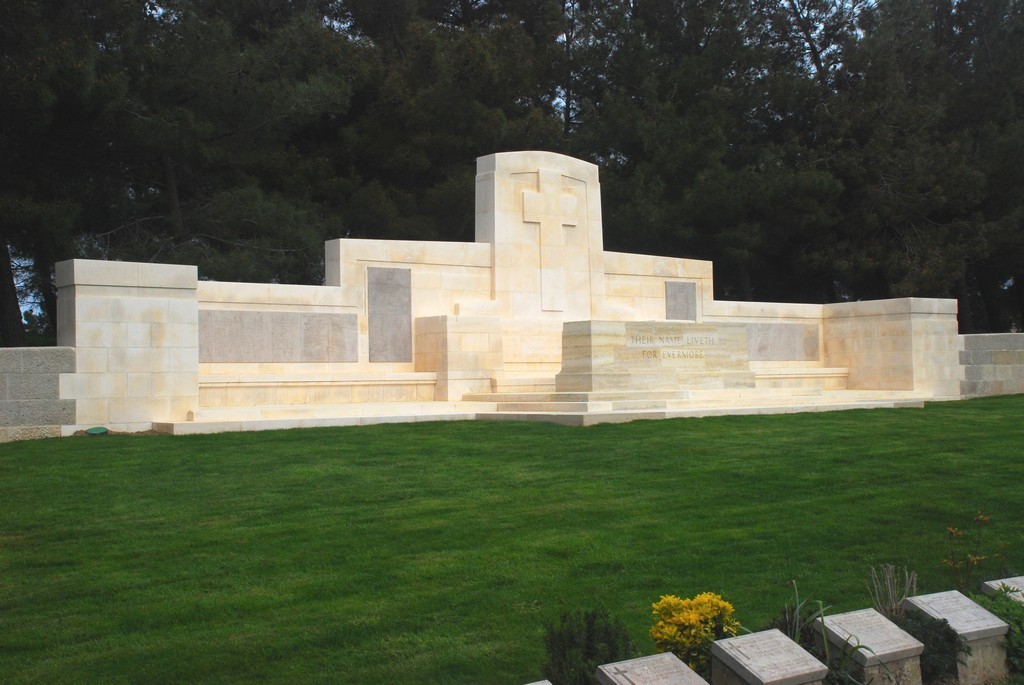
[4,149,1021,439]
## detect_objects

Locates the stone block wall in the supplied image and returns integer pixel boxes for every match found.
[961,334,1024,397]
[0,347,76,442]
[823,298,962,395]
[56,259,200,432]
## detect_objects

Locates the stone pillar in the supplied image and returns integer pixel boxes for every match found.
[823,298,962,395]
[414,315,503,400]
[56,259,199,432]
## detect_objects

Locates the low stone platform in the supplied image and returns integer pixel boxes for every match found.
[153,389,948,435]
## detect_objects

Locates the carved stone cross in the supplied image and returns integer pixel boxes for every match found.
[521,168,582,312]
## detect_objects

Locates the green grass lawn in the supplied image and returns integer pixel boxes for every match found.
[2,396,1023,684]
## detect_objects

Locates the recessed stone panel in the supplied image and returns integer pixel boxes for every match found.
[748,323,819,362]
[666,281,697,321]
[199,310,358,363]
[368,267,412,363]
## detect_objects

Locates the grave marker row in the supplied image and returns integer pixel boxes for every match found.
[526,586,1019,685]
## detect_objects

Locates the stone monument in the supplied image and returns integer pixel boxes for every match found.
[2,149,994,440]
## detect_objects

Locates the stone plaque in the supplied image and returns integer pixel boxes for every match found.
[524,681,554,685]
[904,591,1008,640]
[747,323,819,362]
[597,653,708,685]
[666,281,697,321]
[199,310,357,363]
[817,609,923,666]
[368,267,412,363]
[712,629,827,685]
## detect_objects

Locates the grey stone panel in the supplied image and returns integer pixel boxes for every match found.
[748,323,820,362]
[328,314,358,362]
[200,310,358,363]
[368,267,412,363]
[666,281,697,321]
[0,348,26,373]
[301,314,330,361]
[9,373,60,400]
[0,347,75,374]
[993,350,1024,365]
[0,400,76,428]
[269,312,303,362]
[963,334,1024,351]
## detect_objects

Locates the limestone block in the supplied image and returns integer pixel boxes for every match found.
[74,397,111,425]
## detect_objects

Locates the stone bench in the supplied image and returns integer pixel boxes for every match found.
[197,370,438,406]
[750,363,850,390]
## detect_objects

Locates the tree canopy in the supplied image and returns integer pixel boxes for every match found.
[3,0,1023,344]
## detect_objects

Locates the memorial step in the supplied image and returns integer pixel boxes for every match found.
[188,401,497,422]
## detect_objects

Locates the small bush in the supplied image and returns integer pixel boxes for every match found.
[762,583,828,655]
[542,607,635,685]
[972,589,1024,675]
[651,592,740,678]
[895,608,970,685]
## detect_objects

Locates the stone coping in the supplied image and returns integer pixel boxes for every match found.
[712,629,827,685]
[903,591,1008,641]
[816,608,923,666]
[596,652,707,685]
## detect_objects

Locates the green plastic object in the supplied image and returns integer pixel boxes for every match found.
[85,427,109,437]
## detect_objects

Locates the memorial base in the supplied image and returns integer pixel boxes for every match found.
[959,636,1007,685]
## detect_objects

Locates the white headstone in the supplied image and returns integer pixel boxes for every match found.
[903,591,1008,640]
[816,608,924,666]
[597,653,709,685]
[712,629,827,685]
[980,576,1024,601]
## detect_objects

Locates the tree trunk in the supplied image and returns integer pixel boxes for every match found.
[956,273,976,334]
[976,266,1007,332]
[1014,271,1024,332]
[0,242,27,347]
[164,153,186,237]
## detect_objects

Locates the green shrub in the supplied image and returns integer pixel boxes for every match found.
[762,583,828,655]
[972,589,1024,675]
[542,607,635,685]
[895,608,970,685]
